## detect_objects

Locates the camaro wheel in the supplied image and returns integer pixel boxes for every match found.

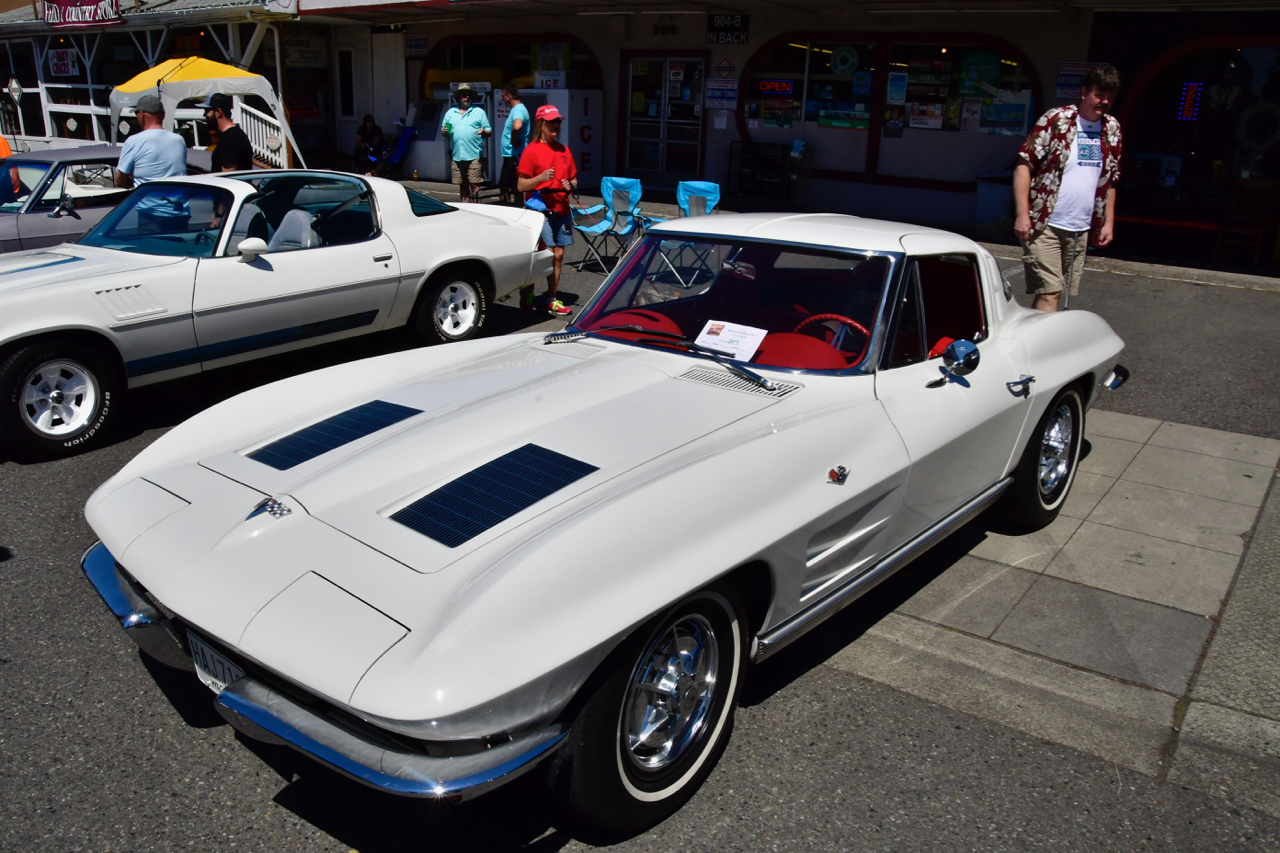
[546,586,747,835]
[413,271,488,344]
[1006,386,1084,530]
[0,341,120,458]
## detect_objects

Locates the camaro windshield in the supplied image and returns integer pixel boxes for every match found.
[79,183,233,258]
[573,235,895,372]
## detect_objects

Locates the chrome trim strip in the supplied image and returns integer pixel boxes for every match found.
[215,677,567,800]
[753,478,1013,663]
[80,541,193,670]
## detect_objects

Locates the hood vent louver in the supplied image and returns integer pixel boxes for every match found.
[677,366,801,398]
[390,443,598,548]
[246,400,422,470]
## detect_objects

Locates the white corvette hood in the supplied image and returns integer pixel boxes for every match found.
[198,342,780,575]
[0,244,184,294]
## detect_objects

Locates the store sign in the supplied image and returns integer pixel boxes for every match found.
[405,35,429,58]
[534,70,566,89]
[706,14,749,45]
[1056,61,1106,99]
[715,58,735,78]
[758,79,793,95]
[48,49,80,76]
[264,37,329,69]
[42,0,121,28]
[705,78,738,110]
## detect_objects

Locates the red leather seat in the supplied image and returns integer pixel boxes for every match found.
[753,333,849,370]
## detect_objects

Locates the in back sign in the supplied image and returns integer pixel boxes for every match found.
[706,14,749,45]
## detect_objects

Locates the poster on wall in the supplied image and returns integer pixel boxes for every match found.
[883,106,905,137]
[48,49,79,76]
[980,89,1031,135]
[405,35,429,58]
[1056,61,1107,99]
[958,50,1002,98]
[885,72,908,105]
[852,70,872,96]
[536,43,570,72]
[705,78,738,110]
[908,102,944,130]
[42,0,120,28]
[264,37,328,68]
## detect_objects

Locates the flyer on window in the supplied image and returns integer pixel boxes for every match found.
[694,321,768,361]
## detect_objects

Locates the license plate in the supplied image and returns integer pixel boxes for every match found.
[187,630,245,694]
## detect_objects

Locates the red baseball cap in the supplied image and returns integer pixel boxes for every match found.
[535,105,564,122]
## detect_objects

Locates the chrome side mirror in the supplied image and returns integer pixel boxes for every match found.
[927,339,980,388]
[237,237,268,263]
[47,192,75,218]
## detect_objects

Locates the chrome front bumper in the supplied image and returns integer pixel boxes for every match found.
[80,541,567,800]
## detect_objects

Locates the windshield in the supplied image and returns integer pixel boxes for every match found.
[0,161,52,212]
[79,183,233,257]
[573,235,896,372]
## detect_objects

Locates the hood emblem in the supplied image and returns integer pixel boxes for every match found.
[828,466,849,486]
[247,497,292,521]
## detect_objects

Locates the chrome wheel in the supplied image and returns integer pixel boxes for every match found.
[21,359,99,438]
[434,280,480,340]
[623,614,720,772]
[1038,402,1075,497]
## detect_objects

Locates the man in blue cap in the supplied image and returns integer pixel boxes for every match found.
[197,92,254,172]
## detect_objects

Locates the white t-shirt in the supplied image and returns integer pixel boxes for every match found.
[118,128,187,186]
[1047,116,1103,233]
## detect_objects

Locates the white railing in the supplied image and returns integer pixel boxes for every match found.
[235,102,289,169]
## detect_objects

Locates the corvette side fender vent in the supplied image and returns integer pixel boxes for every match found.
[246,400,422,470]
[677,366,801,398]
[390,443,599,548]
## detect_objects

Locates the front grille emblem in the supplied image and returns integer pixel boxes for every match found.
[828,466,849,486]
[247,497,292,521]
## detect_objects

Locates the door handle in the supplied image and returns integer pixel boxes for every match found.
[1006,375,1035,397]
[373,253,393,262]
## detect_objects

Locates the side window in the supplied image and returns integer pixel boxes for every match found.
[32,165,65,210]
[885,264,925,368]
[916,254,987,354]
[293,177,376,249]
[63,163,125,209]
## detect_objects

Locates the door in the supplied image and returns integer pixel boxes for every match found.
[626,58,705,187]
[370,32,407,132]
[193,175,401,371]
[20,162,126,249]
[875,253,1033,544]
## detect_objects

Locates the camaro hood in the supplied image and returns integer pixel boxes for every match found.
[198,339,783,575]
[0,244,184,295]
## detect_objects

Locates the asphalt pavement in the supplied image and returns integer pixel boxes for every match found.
[2,194,1280,852]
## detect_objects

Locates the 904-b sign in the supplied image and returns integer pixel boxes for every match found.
[706,14,749,45]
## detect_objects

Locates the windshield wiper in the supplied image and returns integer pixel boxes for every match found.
[635,337,776,391]
[543,325,686,344]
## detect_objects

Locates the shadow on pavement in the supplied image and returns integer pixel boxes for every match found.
[140,651,228,729]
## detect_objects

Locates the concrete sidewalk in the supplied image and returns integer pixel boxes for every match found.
[828,410,1280,818]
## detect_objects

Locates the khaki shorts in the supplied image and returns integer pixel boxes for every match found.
[1022,225,1089,296]
[452,159,483,185]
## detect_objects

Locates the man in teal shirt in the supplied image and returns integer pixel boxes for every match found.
[498,83,529,204]
[441,83,491,202]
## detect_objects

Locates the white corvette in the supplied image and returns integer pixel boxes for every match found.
[0,170,552,457]
[82,214,1127,833]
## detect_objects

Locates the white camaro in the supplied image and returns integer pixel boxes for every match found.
[0,170,552,457]
[82,213,1127,833]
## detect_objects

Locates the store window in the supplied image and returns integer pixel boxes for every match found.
[738,34,1041,186]
[421,35,602,97]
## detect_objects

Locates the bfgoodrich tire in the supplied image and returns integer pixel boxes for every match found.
[0,341,120,458]
[545,585,747,835]
[1005,386,1084,530]
[411,269,489,344]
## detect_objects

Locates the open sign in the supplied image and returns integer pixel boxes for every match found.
[758,79,793,95]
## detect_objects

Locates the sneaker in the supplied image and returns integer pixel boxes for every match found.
[547,298,572,317]
[519,286,535,312]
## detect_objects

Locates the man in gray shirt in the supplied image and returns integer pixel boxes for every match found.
[115,94,190,232]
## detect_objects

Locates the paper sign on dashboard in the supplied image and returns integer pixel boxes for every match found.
[694,320,768,361]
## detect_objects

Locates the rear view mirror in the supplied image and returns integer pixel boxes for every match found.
[238,237,268,263]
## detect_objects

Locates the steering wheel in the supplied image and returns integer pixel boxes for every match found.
[794,313,870,360]
[194,232,213,247]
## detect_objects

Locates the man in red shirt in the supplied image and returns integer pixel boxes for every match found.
[517,104,577,317]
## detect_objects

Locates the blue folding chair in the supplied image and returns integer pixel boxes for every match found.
[572,176,647,272]
[676,180,721,218]
[369,127,417,179]
[642,181,723,286]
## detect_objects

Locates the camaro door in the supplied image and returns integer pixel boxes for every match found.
[192,175,400,370]
[875,252,1033,543]
[19,162,126,249]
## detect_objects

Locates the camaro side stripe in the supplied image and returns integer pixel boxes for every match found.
[126,310,379,377]
[0,255,82,275]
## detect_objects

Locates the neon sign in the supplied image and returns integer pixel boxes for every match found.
[1177,82,1202,122]
[758,79,794,95]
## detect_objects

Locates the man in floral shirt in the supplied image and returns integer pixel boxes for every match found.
[1014,65,1122,311]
